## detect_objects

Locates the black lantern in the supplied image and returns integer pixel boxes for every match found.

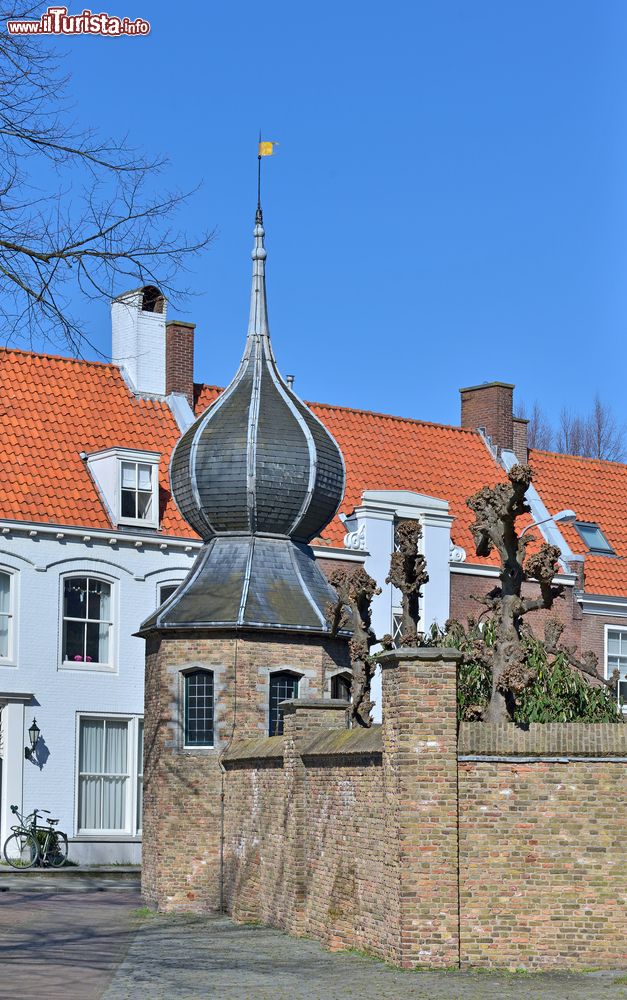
[25,718,41,760]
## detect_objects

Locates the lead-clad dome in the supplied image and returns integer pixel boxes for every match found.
[141,208,349,637]
[170,213,345,543]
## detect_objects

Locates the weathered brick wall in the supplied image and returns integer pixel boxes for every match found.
[222,706,398,961]
[142,630,350,911]
[458,723,627,970]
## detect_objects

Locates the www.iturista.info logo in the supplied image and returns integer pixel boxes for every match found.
[7,6,150,35]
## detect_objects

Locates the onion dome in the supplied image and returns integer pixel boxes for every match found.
[141,206,348,636]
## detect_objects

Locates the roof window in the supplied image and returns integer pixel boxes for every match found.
[574,521,615,555]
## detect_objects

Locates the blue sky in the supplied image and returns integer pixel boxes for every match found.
[21,1,627,429]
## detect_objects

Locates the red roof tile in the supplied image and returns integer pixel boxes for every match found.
[5,349,622,596]
[530,449,625,597]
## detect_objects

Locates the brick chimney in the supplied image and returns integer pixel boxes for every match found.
[165,321,195,408]
[512,416,529,463]
[460,381,515,454]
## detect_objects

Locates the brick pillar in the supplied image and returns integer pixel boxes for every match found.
[379,646,462,969]
[165,320,195,407]
[281,699,349,934]
[460,382,514,454]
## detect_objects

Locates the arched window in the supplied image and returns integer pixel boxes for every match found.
[62,576,112,666]
[184,670,214,747]
[331,673,352,701]
[0,569,14,660]
[269,671,300,736]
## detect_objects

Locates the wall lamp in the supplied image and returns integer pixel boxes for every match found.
[24,717,41,761]
[520,509,577,539]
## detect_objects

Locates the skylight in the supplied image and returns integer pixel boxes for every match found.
[574,522,615,555]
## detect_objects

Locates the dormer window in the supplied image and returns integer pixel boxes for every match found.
[84,447,160,530]
[574,521,614,555]
[121,461,154,521]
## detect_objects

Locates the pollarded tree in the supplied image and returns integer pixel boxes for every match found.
[385,519,429,647]
[466,464,565,722]
[326,566,381,728]
[327,520,427,726]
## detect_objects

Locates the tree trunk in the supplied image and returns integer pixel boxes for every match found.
[485,686,511,723]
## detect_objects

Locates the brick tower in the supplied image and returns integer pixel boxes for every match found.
[140,200,351,911]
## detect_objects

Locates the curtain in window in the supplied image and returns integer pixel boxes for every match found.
[0,572,10,657]
[137,720,144,831]
[78,719,128,831]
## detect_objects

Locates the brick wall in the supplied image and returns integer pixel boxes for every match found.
[213,656,627,972]
[458,723,627,970]
[142,629,350,911]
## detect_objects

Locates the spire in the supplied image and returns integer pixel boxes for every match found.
[246,208,270,350]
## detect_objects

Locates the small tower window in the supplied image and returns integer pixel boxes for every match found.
[184,670,214,748]
[331,673,351,701]
[269,671,300,736]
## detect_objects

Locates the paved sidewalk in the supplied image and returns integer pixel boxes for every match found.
[0,882,141,1000]
[104,913,627,1000]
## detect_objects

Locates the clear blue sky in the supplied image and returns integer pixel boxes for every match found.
[30,1,627,429]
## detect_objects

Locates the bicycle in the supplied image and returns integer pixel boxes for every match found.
[3,805,69,869]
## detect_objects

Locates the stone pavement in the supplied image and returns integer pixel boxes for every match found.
[1,879,626,1000]
[104,913,627,1000]
[0,878,141,1000]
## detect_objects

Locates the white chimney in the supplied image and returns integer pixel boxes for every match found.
[111,285,167,396]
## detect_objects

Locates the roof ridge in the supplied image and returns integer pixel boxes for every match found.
[530,447,627,472]
[0,346,115,370]
[307,398,481,435]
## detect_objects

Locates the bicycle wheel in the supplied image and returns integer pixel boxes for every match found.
[3,831,39,869]
[47,830,69,868]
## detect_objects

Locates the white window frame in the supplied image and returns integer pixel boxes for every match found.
[0,567,17,666]
[59,573,117,673]
[604,624,627,713]
[117,452,160,529]
[75,713,143,837]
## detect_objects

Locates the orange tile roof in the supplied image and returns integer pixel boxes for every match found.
[530,449,626,597]
[0,348,193,537]
[3,349,621,596]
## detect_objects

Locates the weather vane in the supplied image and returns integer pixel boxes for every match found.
[257,133,277,221]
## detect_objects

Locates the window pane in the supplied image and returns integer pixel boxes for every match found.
[105,721,128,775]
[102,777,127,829]
[138,464,152,490]
[137,490,152,519]
[79,718,104,772]
[137,720,144,831]
[331,674,351,701]
[159,584,178,605]
[64,619,85,661]
[121,462,137,489]
[86,621,107,663]
[608,632,620,656]
[137,720,144,774]
[79,776,101,830]
[0,614,8,658]
[0,573,10,614]
[269,672,299,736]
[64,578,87,619]
[121,489,137,518]
[88,579,110,621]
[184,671,214,746]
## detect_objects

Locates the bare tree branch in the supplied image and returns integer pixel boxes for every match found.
[0,6,212,354]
